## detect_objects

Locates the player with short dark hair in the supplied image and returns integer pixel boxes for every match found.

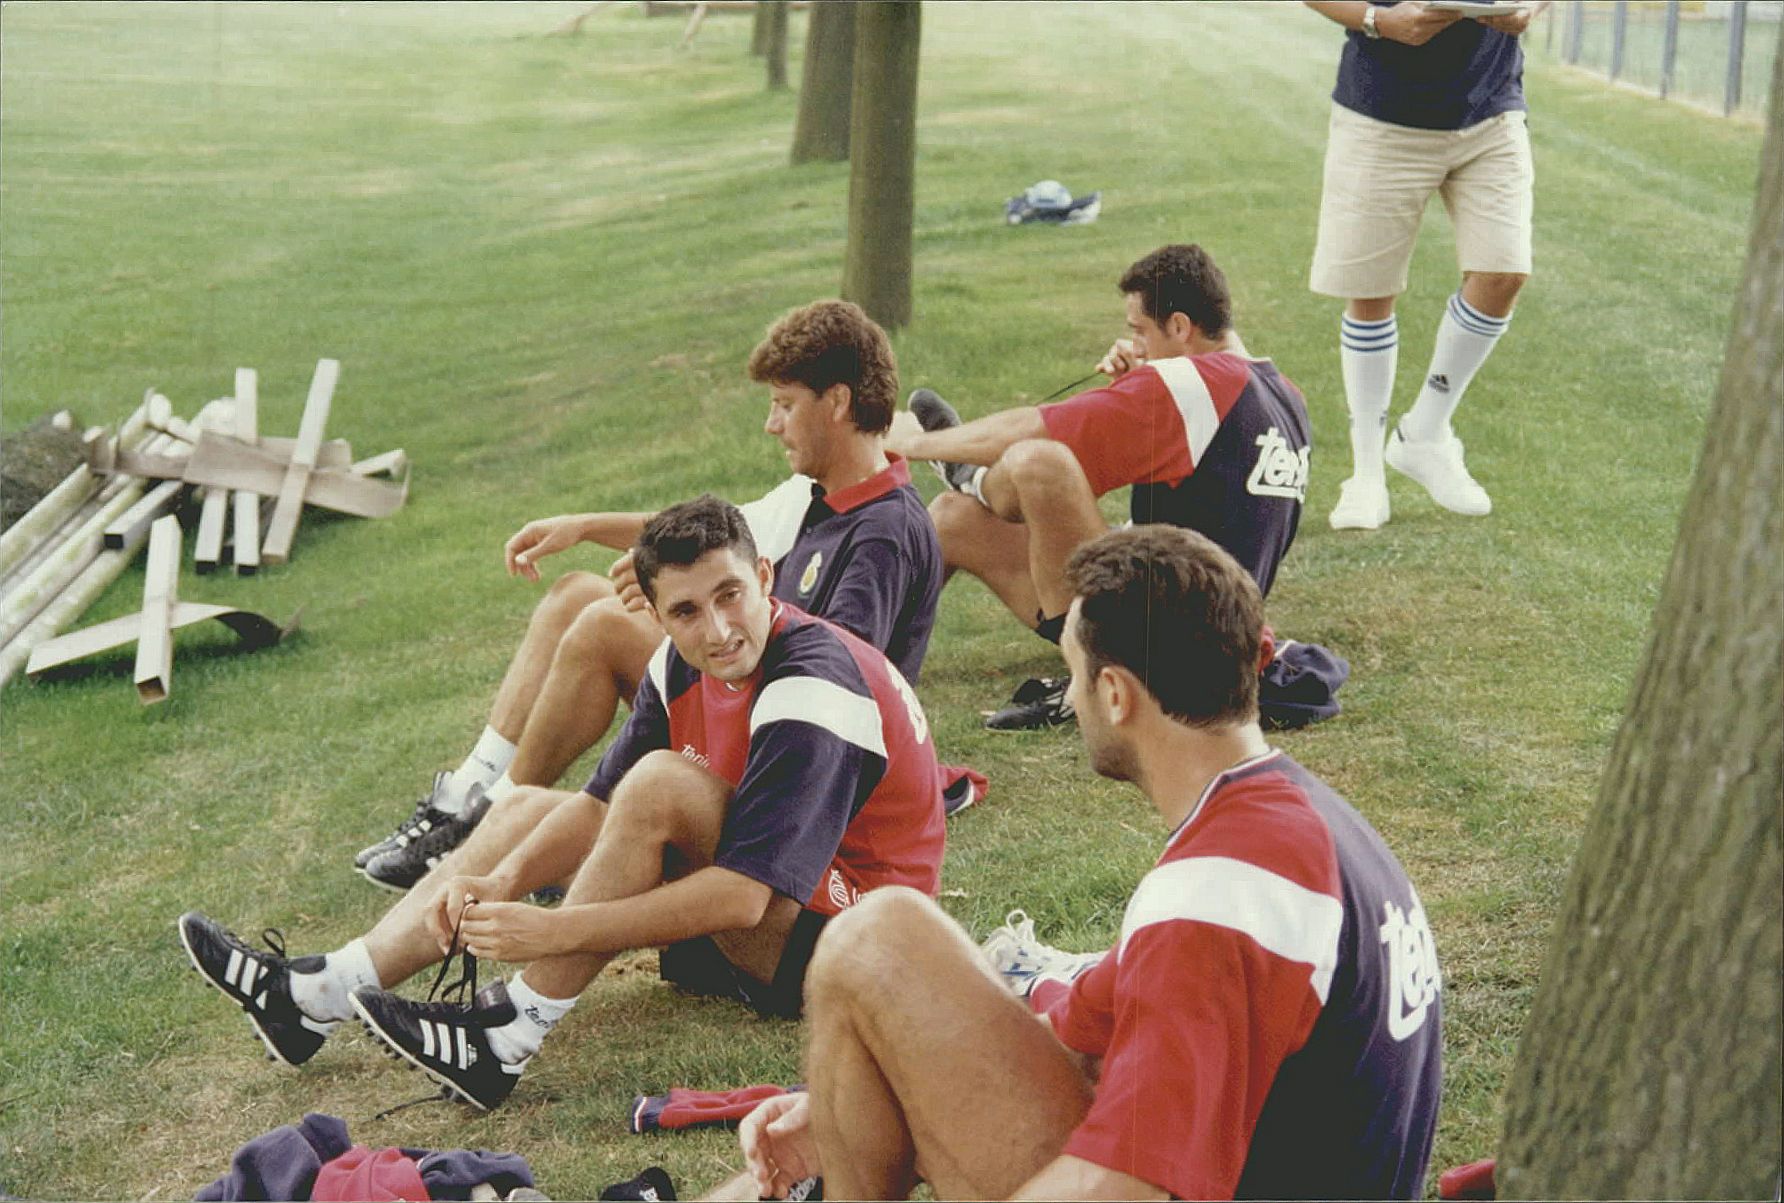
[353,298,940,890]
[179,495,946,1110]
[721,525,1442,1200]
[889,243,1309,730]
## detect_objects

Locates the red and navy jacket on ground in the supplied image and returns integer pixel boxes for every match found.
[1043,750,1441,1200]
[1039,354,1309,597]
[585,602,945,915]
[737,454,941,684]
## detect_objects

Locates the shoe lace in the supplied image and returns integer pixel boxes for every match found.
[367,904,480,1124]
[259,928,289,960]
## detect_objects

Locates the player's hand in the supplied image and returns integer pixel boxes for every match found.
[886,408,923,458]
[1097,338,1146,378]
[740,1092,821,1200]
[609,550,650,613]
[1376,1,1462,45]
[429,873,516,953]
[458,900,570,962]
[505,515,588,581]
[1476,5,1534,35]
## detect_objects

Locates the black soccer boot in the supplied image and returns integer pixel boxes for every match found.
[176,911,336,1066]
[906,388,981,494]
[360,786,493,893]
[350,979,530,1111]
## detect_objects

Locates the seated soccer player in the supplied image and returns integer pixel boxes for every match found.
[355,299,942,889]
[721,526,1442,1201]
[889,243,1311,731]
[178,495,947,1110]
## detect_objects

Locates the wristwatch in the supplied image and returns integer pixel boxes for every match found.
[1362,4,1382,37]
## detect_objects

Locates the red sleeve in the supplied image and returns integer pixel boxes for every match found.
[1059,918,1325,1201]
[1038,367,1190,495]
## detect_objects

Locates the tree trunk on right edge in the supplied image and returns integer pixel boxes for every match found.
[764,0,789,90]
[841,1,920,330]
[790,0,856,162]
[1496,51,1783,1200]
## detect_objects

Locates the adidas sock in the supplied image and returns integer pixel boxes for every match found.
[441,727,517,816]
[289,938,380,1023]
[1339,313,1398,483]
[485,972,576,1063]
[483,773,518,806]
[1401,293,1510,443]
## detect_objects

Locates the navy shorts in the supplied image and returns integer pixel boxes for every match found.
[658,907,829,1019]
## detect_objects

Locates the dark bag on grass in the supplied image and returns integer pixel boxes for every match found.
[1258,640,1349,730]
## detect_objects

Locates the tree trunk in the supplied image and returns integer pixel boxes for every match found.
[841,1,920,330]
[790,0,855,162]
[764,0,789,90]
[1497,52,1783,1200]
[750,0,769,55]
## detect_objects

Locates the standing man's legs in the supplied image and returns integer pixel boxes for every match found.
[801,888,1094,1199]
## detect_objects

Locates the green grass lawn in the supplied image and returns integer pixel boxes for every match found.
[0,2,1768,1197]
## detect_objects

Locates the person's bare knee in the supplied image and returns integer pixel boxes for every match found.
[807,887,946,1009]
[536,571,614,632]
[1347,295,1398,322]
[605,749,728,849]
[1461,270,1527,317]
[995,439,1090,517]
[929,491,987,570]
[554,593,631,673]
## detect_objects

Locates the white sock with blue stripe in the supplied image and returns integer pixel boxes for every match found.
[1340,313,1398,483]
[1402,293,1511,443]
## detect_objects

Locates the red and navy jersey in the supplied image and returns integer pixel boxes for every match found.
[1038,354,1309,597]
[738,456,941,684]
[585,602,945,915]
[1045,751,1441,1200]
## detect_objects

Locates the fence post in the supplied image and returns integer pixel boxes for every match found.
[1611,0,1628,80]
[1661,0,1680,98]
[1725,0,1748,115]
[1566,1,1585,64]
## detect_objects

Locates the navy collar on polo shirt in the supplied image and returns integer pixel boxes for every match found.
[810,454,913,515]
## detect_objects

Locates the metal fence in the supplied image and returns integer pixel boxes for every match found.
[1531,1,1782,118]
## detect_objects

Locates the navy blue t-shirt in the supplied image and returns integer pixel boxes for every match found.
[738,457,941,686]
[1332,1,1527,130]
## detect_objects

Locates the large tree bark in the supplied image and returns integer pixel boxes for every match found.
[1497,51,1783,1200]
[764,0,789,90]
[841,1,920,330]
[790,0,855,162]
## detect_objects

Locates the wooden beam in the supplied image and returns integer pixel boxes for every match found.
[231,368,261,575]
[186,431,405,519]
[133,514,181,704]
[261,358,339,565]
[25,600,298,679]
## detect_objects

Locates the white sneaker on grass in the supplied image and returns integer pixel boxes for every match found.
[980,910,1104,999]
[1328,475,1390,531]
[1385,425,1492,516]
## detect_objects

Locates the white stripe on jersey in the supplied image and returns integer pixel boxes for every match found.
[645,636,671,703]
[1119,855,1342,1004]
[1151,357,1220,467]
[736,475,815,566]
[749,676,887,759]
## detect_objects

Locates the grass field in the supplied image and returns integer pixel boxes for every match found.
[0,2,1769,1198]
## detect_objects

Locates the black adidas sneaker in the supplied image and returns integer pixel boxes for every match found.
[906,388,980,494]
[176,911,335,1066]
[351,980,529,1111]
[360,786,492,893]
[983,675,1076,731]
[354,771,459,870]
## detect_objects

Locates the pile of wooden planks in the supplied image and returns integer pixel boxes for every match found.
[0,358,406,694]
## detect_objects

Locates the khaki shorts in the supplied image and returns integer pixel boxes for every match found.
[1310,103,1534,299]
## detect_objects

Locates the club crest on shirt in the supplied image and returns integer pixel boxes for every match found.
[798,551,823,595]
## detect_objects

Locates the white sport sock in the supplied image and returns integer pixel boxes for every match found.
[485,971,577,1064]
[1340,313,1398,483]
[440,726,517,816]
[483,773,518,806]
[962,465,990,506]
[1401,293,1510,443]
[288,937,380,1024]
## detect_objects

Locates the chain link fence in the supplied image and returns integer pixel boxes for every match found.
[1531,1,1781,118]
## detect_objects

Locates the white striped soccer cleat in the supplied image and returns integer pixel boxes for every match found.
[349,980,529,1111]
